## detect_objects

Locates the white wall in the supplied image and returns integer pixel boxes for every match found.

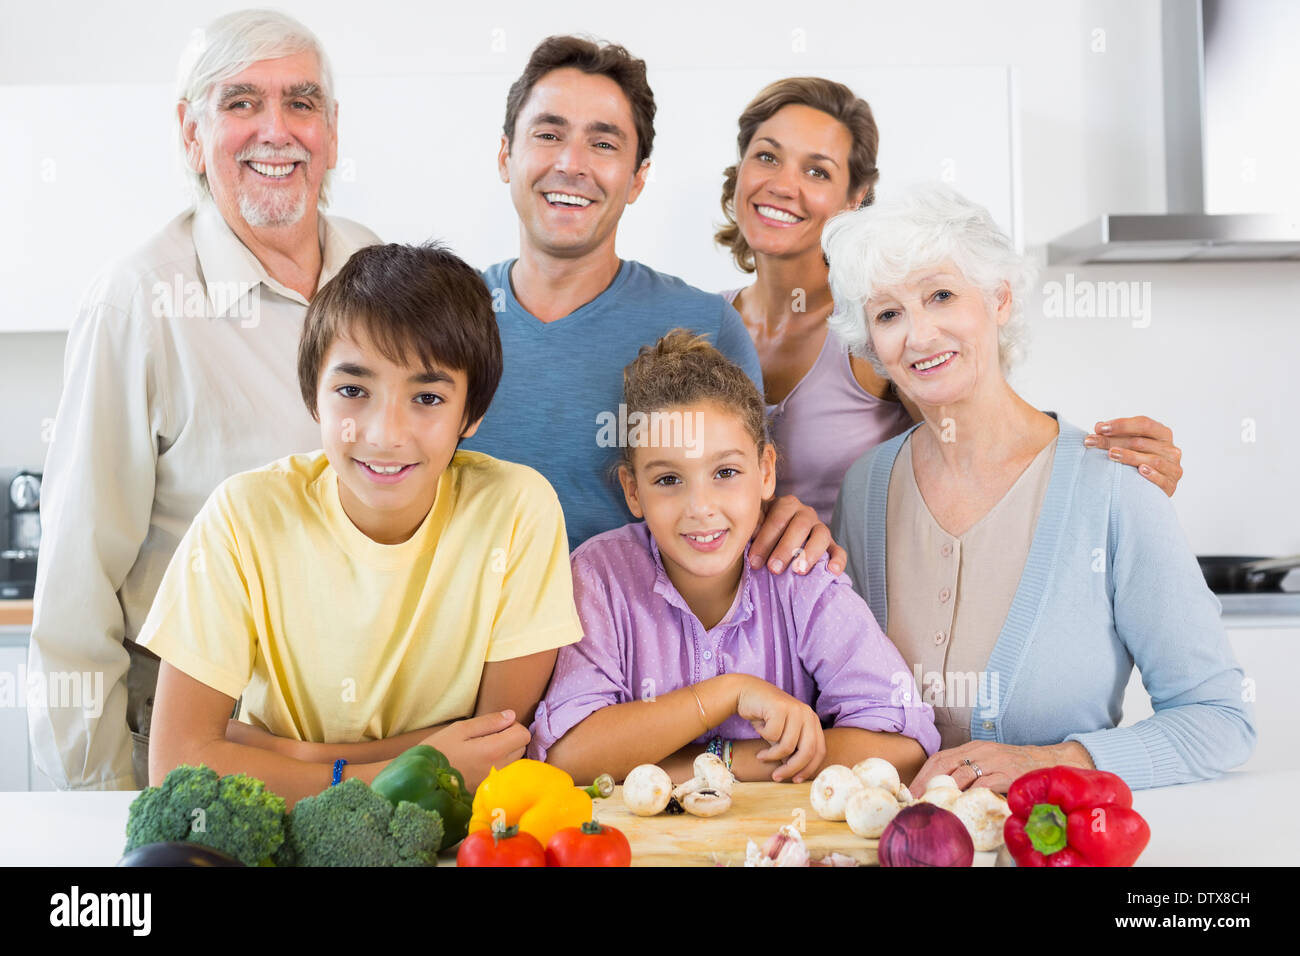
[2,0,1296,554]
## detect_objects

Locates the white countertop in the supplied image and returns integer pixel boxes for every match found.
[2,769,1294,867]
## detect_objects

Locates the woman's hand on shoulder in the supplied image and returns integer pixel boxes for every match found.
[751,494,847,576]
[1085,416,1183,497]
[734,677,826,783]
[908,740,1095,795]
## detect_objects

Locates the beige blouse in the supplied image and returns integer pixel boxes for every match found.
[886,434,1057,749]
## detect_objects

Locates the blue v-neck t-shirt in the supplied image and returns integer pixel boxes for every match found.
[464,259,764,550]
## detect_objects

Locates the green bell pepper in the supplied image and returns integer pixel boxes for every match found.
[371,745,473,851]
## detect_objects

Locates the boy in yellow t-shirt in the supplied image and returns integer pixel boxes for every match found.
[138,243,582,804]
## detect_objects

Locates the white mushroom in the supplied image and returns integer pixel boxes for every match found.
[680,788,732,817]
[925,774,960,792]
[918,786,963,812]
[844,786,901,839]
[809,765,865,821]
[852,757,902,798]
[622,764,673,816]
[671,752,737,802]
[897,784,915,805]
[952,788,1012,851]
[692,752,736,796]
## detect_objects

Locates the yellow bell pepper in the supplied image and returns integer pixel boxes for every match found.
[468,760,613,847]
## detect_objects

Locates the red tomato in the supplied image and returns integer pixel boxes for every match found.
[545,821,632,867]
[456,824,546,867]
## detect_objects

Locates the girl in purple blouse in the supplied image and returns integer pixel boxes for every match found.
[529,330,939,786]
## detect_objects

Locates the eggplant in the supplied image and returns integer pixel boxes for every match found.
[117,841,245,867]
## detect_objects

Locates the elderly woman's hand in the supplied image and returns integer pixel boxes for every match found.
[750,494,848,576]
[1085,416,1183,496]
[909,740,1096,795]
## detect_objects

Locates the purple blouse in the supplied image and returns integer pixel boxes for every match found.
[528,521,939,761]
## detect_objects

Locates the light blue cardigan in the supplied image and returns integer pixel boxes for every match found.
[831,418,1256,790]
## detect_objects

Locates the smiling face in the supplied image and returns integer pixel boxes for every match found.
[735,104,865,262]
[182,50,337,232]
[618,401,776,601]
[316,329,480,545]
[863,261,1010,409]
[498,67,650,262]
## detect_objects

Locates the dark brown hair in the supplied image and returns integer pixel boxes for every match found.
[298,242,502,431]
[715,77,881,273]
[502,35,656,168]
[620,329,769,473]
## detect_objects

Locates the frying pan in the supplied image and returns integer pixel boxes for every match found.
[1197,554,1300,593]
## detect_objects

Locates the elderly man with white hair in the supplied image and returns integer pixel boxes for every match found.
[28,9,380,790]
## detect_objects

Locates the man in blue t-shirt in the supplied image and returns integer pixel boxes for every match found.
[466,35,845,574]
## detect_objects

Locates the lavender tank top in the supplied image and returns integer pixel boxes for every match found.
[723,288,915,524]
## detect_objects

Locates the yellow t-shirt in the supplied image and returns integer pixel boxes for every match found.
[136,449,582,743]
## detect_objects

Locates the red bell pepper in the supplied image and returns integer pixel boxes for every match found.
[1003,766,1150,867]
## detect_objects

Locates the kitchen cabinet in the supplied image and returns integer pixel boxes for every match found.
[0,638,29,791]
[1,626,58,791]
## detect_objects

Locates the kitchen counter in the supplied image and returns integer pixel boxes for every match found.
[0,600,32,628]
[2,769,1294,867]
[3,596,1292,635]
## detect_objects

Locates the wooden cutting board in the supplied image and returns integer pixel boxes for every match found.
[593,782,997,867]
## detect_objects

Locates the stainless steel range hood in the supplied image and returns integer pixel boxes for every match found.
[1047,0,1300,265]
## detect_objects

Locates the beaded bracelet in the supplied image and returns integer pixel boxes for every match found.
[331,758,348,786]
[706,736,724,758]
[722,738,734,771]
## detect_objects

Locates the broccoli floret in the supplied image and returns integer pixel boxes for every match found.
[125,764,286,867]
[278,778,444,867]
[389,801,447,866]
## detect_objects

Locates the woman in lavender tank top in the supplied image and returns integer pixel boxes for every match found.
[716,79,915,525]
[716,79,1185,523]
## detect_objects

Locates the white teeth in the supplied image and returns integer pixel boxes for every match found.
[249,160,295,177]
[544,192,592,206]
[686,531,725,542]
[913,352,955,371]
[363,462,407,475]
[757,204,802,224]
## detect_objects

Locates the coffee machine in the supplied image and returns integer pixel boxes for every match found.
[1,471,41,600]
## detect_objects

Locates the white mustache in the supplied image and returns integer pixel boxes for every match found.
[236,146,310,164]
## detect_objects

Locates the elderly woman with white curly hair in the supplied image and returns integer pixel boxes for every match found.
[825,183,1255,794]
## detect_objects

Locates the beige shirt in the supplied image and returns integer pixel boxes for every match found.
[27,202,380,789]
[886,435,1056,749]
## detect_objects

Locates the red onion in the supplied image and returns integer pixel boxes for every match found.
[877,804,974,867]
